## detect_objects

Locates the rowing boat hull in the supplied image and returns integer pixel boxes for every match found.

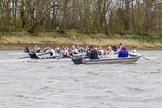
[23,57,71,62]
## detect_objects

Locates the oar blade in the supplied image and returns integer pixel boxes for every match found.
[18,56,29,59]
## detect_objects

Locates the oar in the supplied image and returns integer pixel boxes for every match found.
[129,53,149,60]
[18,52,49,59]
[37,52,64,59]
[18,56,29,59]
[141,56,149,60]
[37,52,50,56]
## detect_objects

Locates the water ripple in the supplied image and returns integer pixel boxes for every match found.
[0,50,162,108]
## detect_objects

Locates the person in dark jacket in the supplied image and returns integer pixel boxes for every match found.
[118,46,128,58]
[90,48,98,59]
[24,46,30,53]
[112,45,117,52]
[29,51,39,59]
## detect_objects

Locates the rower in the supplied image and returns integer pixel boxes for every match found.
[79,46,84,53]
[45,47,56,58]
[33,45,41,53]
[70,45,79,56]
[43,47,48,52]
[61,47,69,57]
[29,51,39,59]
[55,47,61,53]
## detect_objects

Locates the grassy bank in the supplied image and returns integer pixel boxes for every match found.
[0,31,162,50]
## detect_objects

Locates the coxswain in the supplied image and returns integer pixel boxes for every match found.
[24,46,30,53]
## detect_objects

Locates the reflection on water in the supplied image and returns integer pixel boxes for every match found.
[0,50,162,108]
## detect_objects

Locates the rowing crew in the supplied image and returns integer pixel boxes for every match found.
[25,45,80,58]
[28,46,75,59]
[25,44,116,55]
[25,44,137,59]
[29,47,59,59]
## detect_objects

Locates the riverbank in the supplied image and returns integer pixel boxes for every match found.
[0,31,162,50]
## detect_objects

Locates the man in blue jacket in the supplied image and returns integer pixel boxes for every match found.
[118,46,128,58]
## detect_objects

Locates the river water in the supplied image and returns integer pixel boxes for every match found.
[0,50,162,108]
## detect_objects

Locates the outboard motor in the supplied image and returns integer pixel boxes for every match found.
[72,54,83,64]
[29,52,39,59]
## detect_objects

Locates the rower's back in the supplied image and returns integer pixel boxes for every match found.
[29,52,39,59]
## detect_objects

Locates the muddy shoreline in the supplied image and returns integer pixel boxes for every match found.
[1,42,162,51]
[0,34,162,50]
